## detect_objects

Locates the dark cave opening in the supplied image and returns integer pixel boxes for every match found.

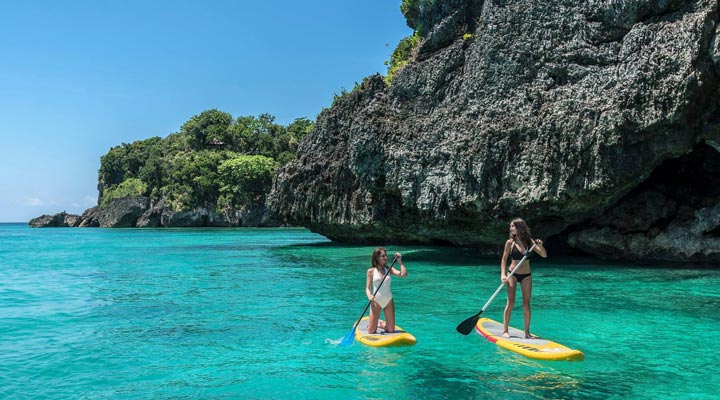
[599,140,720,230]
[553,141,720,258]
[639,141,720,212]
[703,225,720,238]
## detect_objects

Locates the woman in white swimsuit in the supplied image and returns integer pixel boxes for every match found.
[365,247,407,334]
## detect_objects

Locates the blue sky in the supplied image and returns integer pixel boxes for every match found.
[0,0,411,222]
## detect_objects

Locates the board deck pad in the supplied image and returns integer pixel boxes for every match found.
[475,318,584,361]
[354,317,417,347]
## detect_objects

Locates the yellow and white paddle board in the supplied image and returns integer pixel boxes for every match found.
[355,317,416,347]
[475,318,584,361]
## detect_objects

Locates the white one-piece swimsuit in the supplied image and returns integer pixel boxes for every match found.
[372,267,393,308]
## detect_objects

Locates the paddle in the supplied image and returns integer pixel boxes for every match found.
[456,242,538,335]
[339,255,398,347]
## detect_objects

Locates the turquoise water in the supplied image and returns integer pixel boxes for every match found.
[0,223,718,399]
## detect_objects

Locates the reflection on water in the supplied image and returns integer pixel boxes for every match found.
[496,371,584,399]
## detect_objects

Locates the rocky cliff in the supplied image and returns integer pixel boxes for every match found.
[269,0,720,263]
[30,196,280,228]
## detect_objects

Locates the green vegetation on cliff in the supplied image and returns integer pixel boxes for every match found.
[387,1,482,85]
[385,0,436,85]
[385,32,420,85]
[400,0,437,34]
[99,109,313,212]
[218,155,278,209]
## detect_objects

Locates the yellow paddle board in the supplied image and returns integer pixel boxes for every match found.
[475,318,584,361]
[355,317,416,347]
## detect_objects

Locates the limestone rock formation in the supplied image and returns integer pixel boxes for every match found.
[97,196,149,228]
[78,206,100,227]
[269,0,720,263]
[29,212,79,228]
[32,196,280,229]
[131,195,280,227]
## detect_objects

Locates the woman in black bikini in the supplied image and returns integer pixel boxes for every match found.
[500,218,547,339]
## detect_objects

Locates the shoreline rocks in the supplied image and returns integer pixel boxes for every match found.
[30,196,281,228]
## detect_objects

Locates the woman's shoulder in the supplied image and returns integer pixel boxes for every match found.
[504,239,514,247]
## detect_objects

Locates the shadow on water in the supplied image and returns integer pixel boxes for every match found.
[272,242,502,267]
[398,352,640,400]
[272,240,709,271]
[396,357,588,400]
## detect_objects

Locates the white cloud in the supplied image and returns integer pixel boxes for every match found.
[24,197,58,207]
[82,195,97,206]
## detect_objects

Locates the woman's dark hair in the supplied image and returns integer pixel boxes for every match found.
[510,218,532,247]
[372,247,387,270]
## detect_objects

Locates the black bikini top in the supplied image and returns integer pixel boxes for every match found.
[510,242,528,261]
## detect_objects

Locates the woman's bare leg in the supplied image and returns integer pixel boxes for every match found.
[368,301,381,334]
[503,278,517,337]
[520,276,533,338]
[384,300,396,333]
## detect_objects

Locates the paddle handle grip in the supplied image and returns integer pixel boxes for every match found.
[480,242,538,313]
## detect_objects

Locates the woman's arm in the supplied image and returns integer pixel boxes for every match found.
[532,239,547,258]
[500,240,511,282]
[391,253,408,278]
[366,269,375,301]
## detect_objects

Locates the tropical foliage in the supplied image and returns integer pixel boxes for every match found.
[391,0,479,85]
[385,32,420,85]
[385,0,442,85]
[218,155,278,208]
[98,110,313,211]
[101,178,148,207]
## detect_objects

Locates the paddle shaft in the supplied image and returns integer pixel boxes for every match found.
[456,241,540,335]
[479,242,538,314]
[349,256,398,330]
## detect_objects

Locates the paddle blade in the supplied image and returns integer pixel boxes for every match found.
[338,326,357,347]
[456,312,482,335]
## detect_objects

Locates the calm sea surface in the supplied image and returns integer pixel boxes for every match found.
[0,223,717,399]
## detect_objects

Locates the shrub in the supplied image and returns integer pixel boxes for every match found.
[385,33,420,85]
[218,155,278,208]
[101,178,148,208]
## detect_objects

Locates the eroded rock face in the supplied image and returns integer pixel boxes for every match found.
[135,196,281,228]
[97,196,150,228]
[33,197,280,229]
[270,0,720,263]
[29,212,78,228]
[566,142,720,263]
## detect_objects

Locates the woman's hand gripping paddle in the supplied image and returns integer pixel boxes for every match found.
[456,242,538,335]
[339,255,398,347]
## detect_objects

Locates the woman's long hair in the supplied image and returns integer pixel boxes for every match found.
[510,218,532,248]
[371,247,387,270]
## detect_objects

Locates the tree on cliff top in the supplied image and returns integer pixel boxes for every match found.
[98,110,314,212]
